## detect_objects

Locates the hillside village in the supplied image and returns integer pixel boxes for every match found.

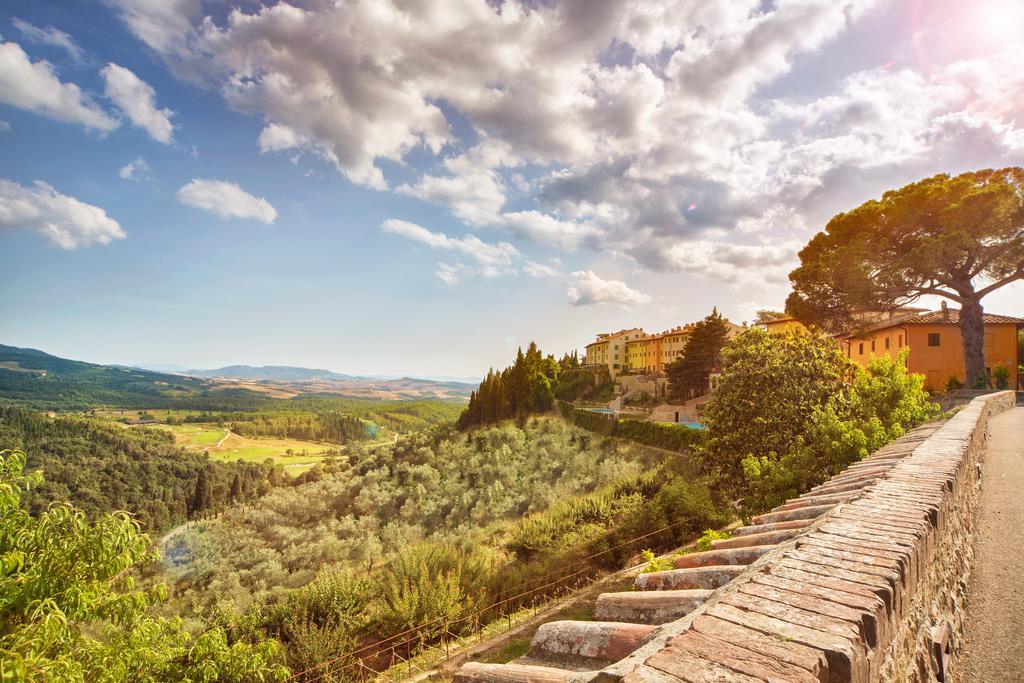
[577,304,1024,425]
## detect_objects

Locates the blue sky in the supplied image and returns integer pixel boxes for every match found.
[1,0,1023,377]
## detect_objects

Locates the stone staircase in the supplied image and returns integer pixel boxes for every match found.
[454,421,945,682]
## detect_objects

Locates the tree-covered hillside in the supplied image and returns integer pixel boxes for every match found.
[0,344,269,411]
[0,407,277,533]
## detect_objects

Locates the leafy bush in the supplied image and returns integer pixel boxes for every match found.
[944,375,964,392]
[993,365,1010,390]
[695,529,731,551]
[554,365,613,402]
[558,404,705,452]
[639,549,674,573]
[704,330,937,514]
[0,449,288,682]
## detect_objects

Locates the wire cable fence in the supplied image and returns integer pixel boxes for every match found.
[284,518,697,683]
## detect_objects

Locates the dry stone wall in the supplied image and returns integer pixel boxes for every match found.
[454,391,1016,683]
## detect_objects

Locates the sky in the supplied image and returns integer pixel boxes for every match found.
[1,0,1023,378]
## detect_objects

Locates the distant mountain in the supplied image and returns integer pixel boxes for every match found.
[0,344,237,411]
[185,365,480,386]
[0,345,474,409]
[186,365,362,382]
[133,363,190,373]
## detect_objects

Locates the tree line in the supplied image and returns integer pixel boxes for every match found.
[228,412,375,442]
[457,344,579,429]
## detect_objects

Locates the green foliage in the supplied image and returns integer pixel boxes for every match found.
[0,407,274,533]
[666,308,731,402]
[944,375,964,392]
[229,412,372,443]
[557,404,705,452]
[639,549,674,573]
[702,329,853,489]
[993,365,1010,390]
[616,419,705,452]
[378,543,497,637]
[695,529,731,551]
[0,449,288,682]
[156,418,664,612]
[458,343,569,429]
[553,365,613,403]
[786,167,1024,384]
[703,330,937,514]
[149,418,728,676]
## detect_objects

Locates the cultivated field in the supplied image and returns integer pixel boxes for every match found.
[158,422,395,475]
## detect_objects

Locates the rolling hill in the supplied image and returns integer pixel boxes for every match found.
[0,345,474,409]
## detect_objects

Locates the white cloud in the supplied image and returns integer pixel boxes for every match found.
[381,218,518,275]
[12,18,85,62]
[0,41,117,131]
[566,271,651,307]
[106,0,1024,293]
[118,156,150,181]
[0,178,125,249]
[101,63,175,143]
[0,120,10,133]
[176,179,277,224]
[523,261,561,278]
[656,239,802,285]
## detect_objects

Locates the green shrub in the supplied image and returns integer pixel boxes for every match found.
[993,365,1010,390]
[695,529,731,551]
[705,331,937,514]
[639,549,674,573]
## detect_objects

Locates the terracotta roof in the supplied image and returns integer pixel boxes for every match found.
[843,309,1024,338]
[903,310,1024,325]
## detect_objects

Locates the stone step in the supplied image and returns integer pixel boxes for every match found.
[710,527,803,549]
[773,491,856,512]
[751,504,835,526]
[593,589,712,624]
[635,565,745,591]
[525,621,655,667]
[454,662,575,682]
[814,467,888,488]
[732,519,813,537]
[805,477,881,498]
[673,545,777,569]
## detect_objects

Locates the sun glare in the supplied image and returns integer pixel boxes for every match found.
[975,0,1024,42]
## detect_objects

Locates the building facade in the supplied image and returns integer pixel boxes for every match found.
[841,308,1023,390]
[584,328,645,376]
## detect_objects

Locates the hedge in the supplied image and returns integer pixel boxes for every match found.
[558,403,705,452]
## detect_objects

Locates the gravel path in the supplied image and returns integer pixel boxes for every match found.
[958,406,1024,683]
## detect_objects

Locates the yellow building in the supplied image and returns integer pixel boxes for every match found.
[626,334,649,371]
[841,308,1024,390]
[760,316,809,334]
[584,328,645,376]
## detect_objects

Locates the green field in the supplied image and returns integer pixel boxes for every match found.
[166,424,226,445]
[154,422,395,475]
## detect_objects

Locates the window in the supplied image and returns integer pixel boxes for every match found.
[885,337,890,350]
[859,342,864,355]
[928,333,940,347]
[871,339,876,352]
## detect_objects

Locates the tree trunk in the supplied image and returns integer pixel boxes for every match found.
[959,298,987,388]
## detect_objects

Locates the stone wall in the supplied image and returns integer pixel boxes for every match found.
[602,391,1015,683]
[878,390,1016,682]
